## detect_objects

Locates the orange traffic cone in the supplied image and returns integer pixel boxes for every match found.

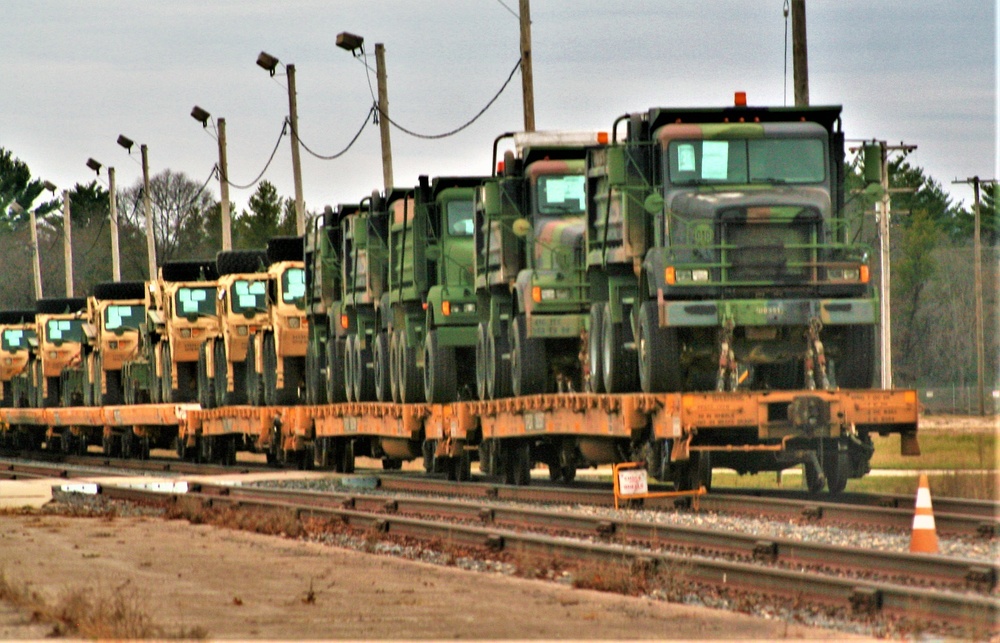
[909,473,939,554]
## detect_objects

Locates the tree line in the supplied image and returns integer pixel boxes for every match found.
[1,146,997,390]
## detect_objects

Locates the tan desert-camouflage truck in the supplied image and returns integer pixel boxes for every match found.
[0,310,36,408]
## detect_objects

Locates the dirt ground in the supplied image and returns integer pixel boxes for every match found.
[0,510,866,640]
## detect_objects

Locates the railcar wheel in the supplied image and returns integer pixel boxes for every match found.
[638,301,681,393]
[338,440,355,474]
[326,337,348,404]
[424,331,457,403]
[601,303,638,393]
[197,343,215,409]
[510,316,547,396]
[452,450,471,482]
[823,440,850,494]
[381,458,402,470]
[587,304,605,393]
[511,440,532,486]
[374,331,392,402]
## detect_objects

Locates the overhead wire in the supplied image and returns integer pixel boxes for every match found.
[225,119,289,190]
[293,105,375,160]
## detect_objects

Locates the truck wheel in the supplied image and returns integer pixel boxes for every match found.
[833,325,875,389]
[326,338,347,404]
[587,304,605,393]
[510,316,546,396]
[247,339,263,405]
[353,335,376,401]
[160,344,174,403]
[602,303,638,393]
[398,331,424,404]
[374,332,392,402]
[103,368,123,406]
[638,301,682,393]
[475,323,489,401]
[214,342,228,407]
[197,343,215,409]
[424,330,457,403]
[487,322,512,400]
[263,334,277,406]
[305,343,325,405]
[82,354,94,407]
[344,336,357,402]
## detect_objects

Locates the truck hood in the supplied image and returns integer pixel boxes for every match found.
[666,186,831,220]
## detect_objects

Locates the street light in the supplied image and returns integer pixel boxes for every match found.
[86,157,121,281]
[336,32,394,191]
[190,105,232,250]
[118,134,158,279]
[256,50,305,235]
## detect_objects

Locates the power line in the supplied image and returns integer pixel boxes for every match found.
[293,105,375,160]
[226,119,289,190]
[372,58,522,140]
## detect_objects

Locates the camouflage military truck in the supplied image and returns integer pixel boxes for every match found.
[473,131,605,401]
[124,260,220,405]
[585,95,877,492]
[78,281,147,406]
[340,191,390,402]
[242,237,309,406]
[303,204,357,406]
[196,250,268,407]
[0,310,36,408]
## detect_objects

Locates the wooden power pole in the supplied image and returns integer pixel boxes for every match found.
[519,0,536,131]
[792,0,809,106]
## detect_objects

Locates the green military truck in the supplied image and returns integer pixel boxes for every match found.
[473,131,605,401]
[585,95,877,492]
[383,175,479,404]
[304,204,358,406]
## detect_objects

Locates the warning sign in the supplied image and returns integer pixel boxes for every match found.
[616,468,648,496]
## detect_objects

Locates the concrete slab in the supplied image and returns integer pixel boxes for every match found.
[0,479,56,508]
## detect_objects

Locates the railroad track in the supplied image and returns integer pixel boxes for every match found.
[97,481,999,635]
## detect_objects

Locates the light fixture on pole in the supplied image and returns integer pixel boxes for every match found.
[256,50,305,235]
[336,32,394,191]
[87,157,121,281]
[191,105,232,250]
[118,134,158,279]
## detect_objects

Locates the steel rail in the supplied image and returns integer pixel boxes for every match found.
[374,476,999,537]
[195,482,998,593]
[96,483,999,633]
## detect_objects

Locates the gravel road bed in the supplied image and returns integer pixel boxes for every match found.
[251,477,999,563]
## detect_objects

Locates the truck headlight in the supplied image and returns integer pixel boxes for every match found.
[287,317,301,329]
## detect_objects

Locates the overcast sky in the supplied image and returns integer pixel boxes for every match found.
[1,1,995,216]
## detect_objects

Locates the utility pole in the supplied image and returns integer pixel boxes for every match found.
[286,64,306,236]
[29,206,42,298]
[791,0,809,107]
[375,43,394,191]
[217,117,232,250]
[140,144,157,279]
[953,176,992,415]
[62,190,73,297]
[862,140,917,389]
[108,167,121,281]
[519,0,536,131]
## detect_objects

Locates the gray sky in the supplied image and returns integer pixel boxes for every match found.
[2,1,996,216]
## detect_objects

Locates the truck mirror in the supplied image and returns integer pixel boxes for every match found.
[512,218,532,237]
[643,193,664,215]
[862,143,883,184]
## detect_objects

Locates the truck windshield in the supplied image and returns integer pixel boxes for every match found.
[176,287,215,316]
[232,280,268,313]
[446,200,474,236]
[1,328,34,352]
[45,319,85,344]
[104,304,145,331]
[281,268,306,305]
[536,174,586,215]
[667,138,825,185]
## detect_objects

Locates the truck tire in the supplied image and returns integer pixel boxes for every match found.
[374,332,392,402]
[197,343,215,409]
[326,338,347,404]
[396,330,424,404]
[601,302,638,393]
[423,330,457,403]
[587,304,605,393]
[510,316,546,396]
[638,301,682,393]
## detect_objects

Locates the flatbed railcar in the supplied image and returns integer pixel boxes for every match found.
[0,388,918,493]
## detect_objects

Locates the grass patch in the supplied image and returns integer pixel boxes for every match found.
[869,432,997,471]
[712,469,998,500]
[0,569,207,639]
